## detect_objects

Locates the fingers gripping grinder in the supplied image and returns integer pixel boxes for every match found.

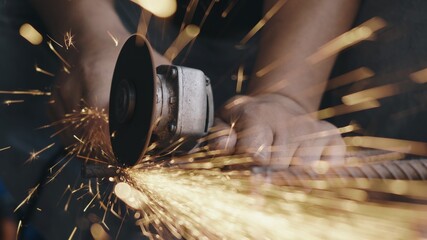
[109,35,214,167]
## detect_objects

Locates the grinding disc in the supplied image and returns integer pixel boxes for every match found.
[109,34,156,166]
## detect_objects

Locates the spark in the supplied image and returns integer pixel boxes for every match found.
[345,136,427,156]
[199,0,216,28]
[68,226,78,240]
[73,135,84,144]
[19,23,43,45]
[90,223,110,240]
[64,30,76,50]
[311,160,330,174]
[410,67,427,83]
[116,167,427,239]
[16,220,22,240]
[47,34,64,48]
[255,54,290,78]
[341,83,400,106]
[132,0,177,18]
[239,0,288,45]
[137,11,152,37]
[180,0,199,31]
[0,146,11,152]
[234,65,246,93]
[221,0,239,18]
[178,0,217,64]
[308,17,387,64]
[224,95,252,110]
[314,99,380,119]
[164,24,200,61]
[107,31,119,46]
[63,65,70,74]
[0,90,51,96]
[35,64,55,77]
[83,193,99,212]
[14,184,40,212]
[47,41,71,68]
[47,105,113,163]
[3,99,24,105]
[327,67,375,90]
[26,143,55,164]
[294,123,360,142]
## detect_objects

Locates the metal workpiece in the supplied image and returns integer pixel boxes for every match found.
[254,159,427,183]
[109,34,214,167]
[82,163,121,178]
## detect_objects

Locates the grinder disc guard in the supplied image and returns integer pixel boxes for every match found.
[109,35,156,166]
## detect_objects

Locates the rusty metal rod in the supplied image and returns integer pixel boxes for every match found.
[259,160,427,183]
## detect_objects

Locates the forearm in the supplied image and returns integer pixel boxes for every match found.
[250,0,360,112]
[31,0,130,51]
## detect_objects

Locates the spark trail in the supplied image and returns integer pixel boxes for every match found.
[0,146,11,152]
[117,166,427,240]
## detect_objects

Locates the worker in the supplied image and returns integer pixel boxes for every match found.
[3,0,427,238]
[32,0,359,167]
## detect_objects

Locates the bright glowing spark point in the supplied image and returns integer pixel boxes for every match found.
[26,143,55,163]
[107,31,119,46]
[19,23,43,45]
[0,90,51,96]
[3,100,24,105]
[64,30,76,50]
[35,64,55,77]
[164,25,200,61]
[240,0,288,45]
[0,146,11,152]
[63,65,70,74]
[132,0,177,18]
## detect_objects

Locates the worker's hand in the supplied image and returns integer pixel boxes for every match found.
[210,94,346,166]
[52,34,169,116]
[50,32,169,151]
[51,37,122,117]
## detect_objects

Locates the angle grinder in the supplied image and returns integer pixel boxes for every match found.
[108,34,214,168]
